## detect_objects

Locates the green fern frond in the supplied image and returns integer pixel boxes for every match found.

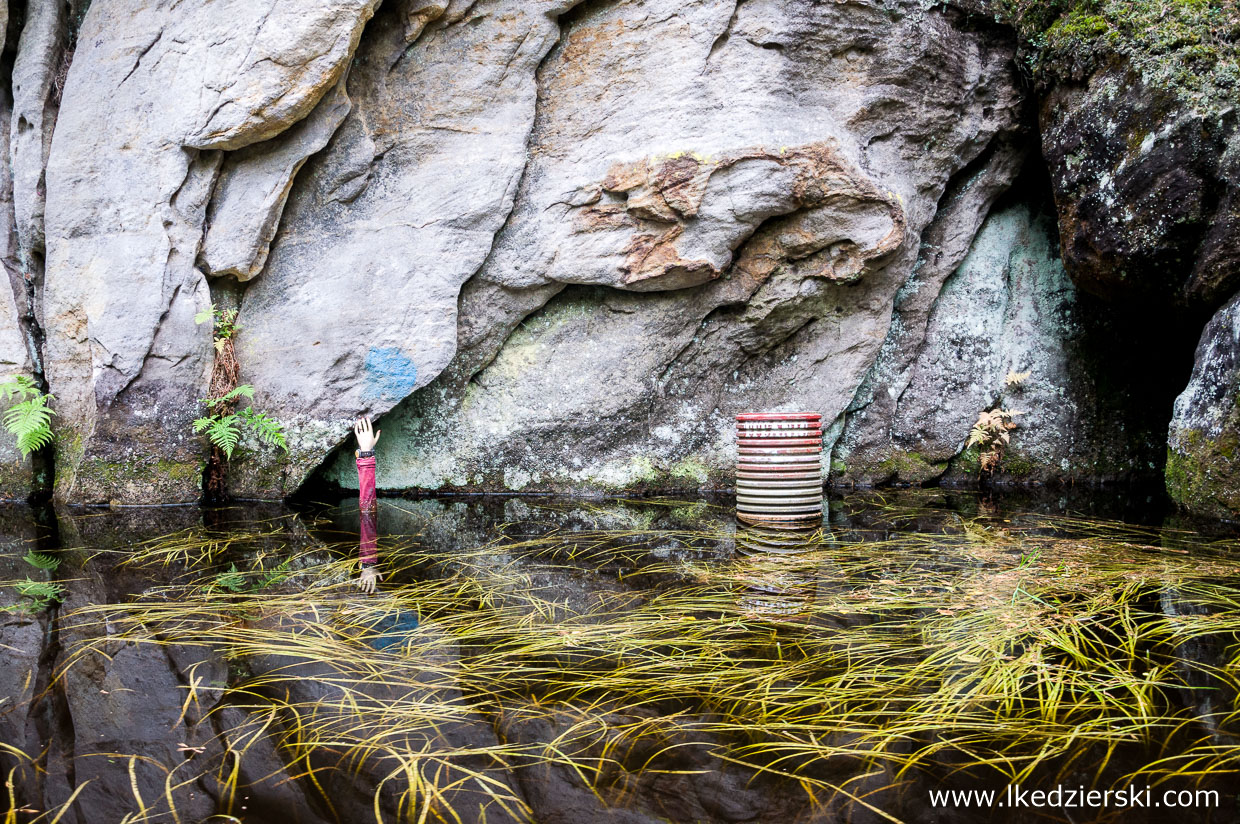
[192,417,213,434]
[4,395,56,457]
[207,415,242,459]
[15,577,64,608]
[194,308,214,326]
[220,384,255,403]
[214,563,247,593]
[202,385,255,410]
[239,407,288,452]
[23,550,60,571]
[0,376,40,403]
[256,559,291,590]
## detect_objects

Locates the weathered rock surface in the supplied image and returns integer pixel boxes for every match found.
[41,0,380,504]
[838,198,1169,486]
[1038,58,1239,310]
[201,77,353,281]
[314,0,1026,494]
[0,278,32,497]
[0,5,35,500]
[1167,292,1240,520]
[231,0,581,496]
[0,0,1220,515]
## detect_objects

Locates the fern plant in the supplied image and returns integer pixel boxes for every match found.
[0,375,55,457]
[211,558,290,593]
[966,408,1023,475]
[213,563,247,592]
[195,304,239,353]
[23,550,60,571]
[14,577,64,611]
[193,384,288,460]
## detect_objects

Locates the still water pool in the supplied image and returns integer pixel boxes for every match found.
[1,490,1238,823]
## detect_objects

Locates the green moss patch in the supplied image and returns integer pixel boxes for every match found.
[991,0,1240,113]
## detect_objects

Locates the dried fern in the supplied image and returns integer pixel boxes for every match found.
[967,408,1023,474]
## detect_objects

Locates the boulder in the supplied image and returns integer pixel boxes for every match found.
[1167,291,1240,519]
[1039,60,1239,310]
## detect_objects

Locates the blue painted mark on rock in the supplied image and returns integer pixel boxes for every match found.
[364,346,419,402]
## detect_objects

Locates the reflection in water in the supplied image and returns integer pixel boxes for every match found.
[736,520,821,620]
[358,506,382,593]
[3,490,1240,824]
[355,494,420,645]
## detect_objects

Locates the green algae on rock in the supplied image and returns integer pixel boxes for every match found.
[1168,292,1240,519]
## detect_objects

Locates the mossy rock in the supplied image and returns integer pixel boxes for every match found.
[1166,427,1240,520]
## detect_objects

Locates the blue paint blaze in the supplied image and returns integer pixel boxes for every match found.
[364,346,419,403]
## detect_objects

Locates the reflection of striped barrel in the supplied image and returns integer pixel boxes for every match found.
[736,522,819,556]
[736,522,817,620]
[736,412,823,526]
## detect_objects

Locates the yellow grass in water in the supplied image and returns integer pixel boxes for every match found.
[13,499,1240,823]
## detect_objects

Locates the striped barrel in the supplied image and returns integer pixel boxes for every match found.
[736,412,823,526]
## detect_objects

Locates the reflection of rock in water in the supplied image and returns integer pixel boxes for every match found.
[1159,585,1239,748]
[736,520,821,620]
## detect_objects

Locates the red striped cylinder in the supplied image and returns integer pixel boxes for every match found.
[736,412,823,525]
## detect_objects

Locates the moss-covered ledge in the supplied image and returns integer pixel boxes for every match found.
[986,0,1239,113]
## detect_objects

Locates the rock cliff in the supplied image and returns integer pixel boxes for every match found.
[0,0,1233,515]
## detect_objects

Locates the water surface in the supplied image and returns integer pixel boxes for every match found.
[1,489,1238,823]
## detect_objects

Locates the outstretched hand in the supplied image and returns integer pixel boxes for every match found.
[354,417,381,452]
[359,566,382,594]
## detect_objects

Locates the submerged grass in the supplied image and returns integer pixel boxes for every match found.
[27,500,1240,822]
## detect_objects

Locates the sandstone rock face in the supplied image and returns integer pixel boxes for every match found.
[1167,292,1240,520]
[301,0,1026,495]
[0,0,1220,510]
[0,0,35,500]
[839,198,1169,486]
[0,281,32,498]
[41,0,379,504]
[231,0,581,496]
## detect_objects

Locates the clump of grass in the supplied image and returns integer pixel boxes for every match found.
[31,501,1240,822]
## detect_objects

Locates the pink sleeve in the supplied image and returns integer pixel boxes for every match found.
[359,508,378,566]
[357,455,377,512]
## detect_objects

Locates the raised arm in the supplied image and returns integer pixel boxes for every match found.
[354,416,382,592]
[353,416,381,512]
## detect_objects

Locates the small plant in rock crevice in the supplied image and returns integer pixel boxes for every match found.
[195,306,239,351]
[967,408,1023,477]
[1005,369,1031,389]
[195,304,286,500]
[193,385,287,460]
[0,375,55,458]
